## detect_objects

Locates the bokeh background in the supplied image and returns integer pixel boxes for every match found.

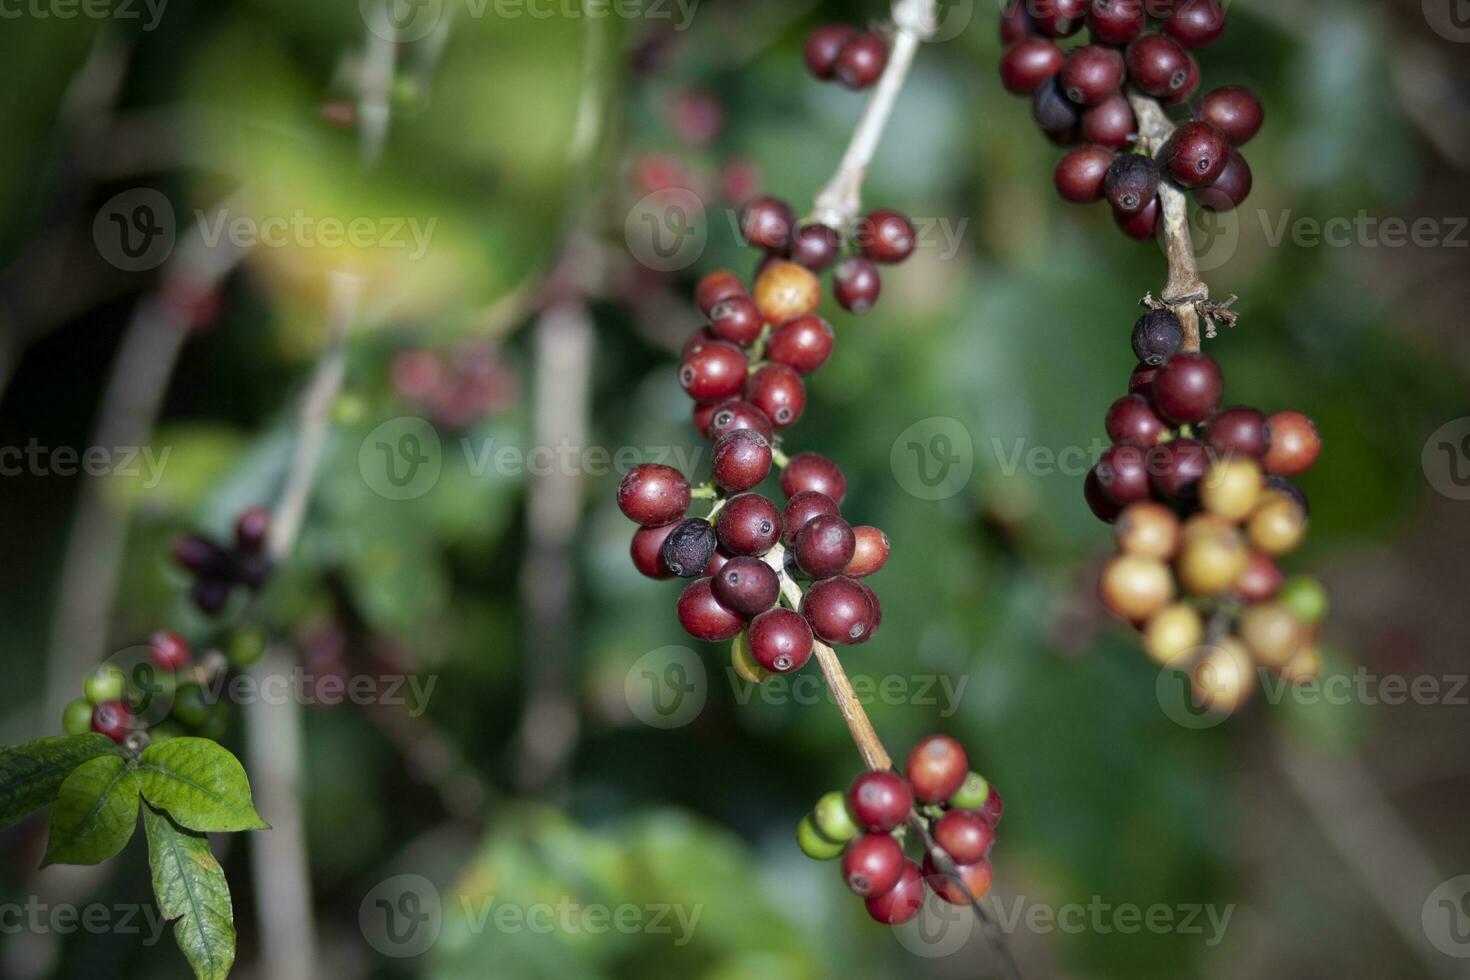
[2,0,1470,977]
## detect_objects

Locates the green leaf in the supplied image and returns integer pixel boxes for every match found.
[42,755,140,866]
[0,733,123,829]
[137,738,269,833]
[144,803,236,980]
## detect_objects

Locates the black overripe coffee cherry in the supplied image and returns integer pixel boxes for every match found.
[790,223,843,271]
[677,578,745,641]
[1195,149,1251,212]
[1125,33,1191,98]
[782,490,841,546]
[712,556,781,616]
[631,522,679,578]
[833,257,881,313]
[740,196,795,252]
[767,315,835,375]
[1206,406,1271,459]
[1061,44,1125,105]
[1131,307,1184,365]
[1200,86,1263,146]
[1104,153,1160,215]
[1086,0,1145,44]
[1054,145,1114,204]
[834,32,888,90]
[744,364,806,428]
[1000,37,1065,95]
[1032,76,1082,143]
[618,463,691,526]
[1163,0,1227,47]
[716,493,783,555]
[708,296,764,345]
[1162,121,1230,188]
[711,428,773,492]
[794,514,857,579]
[1105,394,1167,446]
[1152,351,1223,422]
[802,576,875,644]
[857,209,917,264]
[707,400,774,442]
[747,607,814,672]
[804,24,857,80]
[781,452,847,504]
[1081,93,1136,147]
[680,339,749,402]
[661,518,718,578]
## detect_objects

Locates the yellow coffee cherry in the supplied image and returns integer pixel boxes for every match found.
[1181,511,1235,540]
[1238,602,1306,669]
[1099,554,1175,621]
[1189,638,1255,715]
[1143,603,1204,666]
[731,631,772,684]
[753,260,821,326]
[1200,457,1263,521]
[1278,645,1322,683]
[1176,523,1248,595]
[1247,493,1307,556]
[1115,501,1181,560]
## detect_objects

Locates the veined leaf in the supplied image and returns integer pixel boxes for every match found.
[0,733,122,829]
[42,755,140,866]
[137,738,269,833]
[144,803,236,980]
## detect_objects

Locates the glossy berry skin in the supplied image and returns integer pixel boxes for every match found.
[857,209,917,264]
[852,581,882,641]
[1206,406,1271,458]
[747,607,814,672]
[846,526,891,577]
[833,32,887,90]
[790,223,843,271]
[1054,145,1114,204]
[1163,121,1231,188]
[1061,45,1124,105]
[843,833,905,897]
[1086,0,1145,44]
[91,700,133,742]
[711,429,773,492]
[1164,0,1227,47]
[948,771,992,811]
[680,340,748,402]
[1129,363,1159,397]
[865,860,925,925]
[782,491,841,546]
[804,23,856,79]
[833,257,881,313]
[1166,53,1200,104]
[1032,0,1086,36]
[934,810,996,865]
[618,464,691,526]
[906,735,969,803]
[716,493,783,555]
[708,296,764,345]
[62,698,94,735]
[744,364,806,428]
[740,196,794,252]
[1262,411,1321,477]
[780,452,847,504]
[1114,195,1160,240]
[235,506,271,554]
[924,856,994,906]
[1147,437,1211,501]
[692,400,724,438]
[661,519,718,578]
[1081,94,1136,147]
[707,400,774,442]
[753,260,821,325]
[149,631,191,671]
[1095,444,1152,505]
[1032,77,1082,143]
[803,576,876,644]
[1105,394,1167,447]
[999,0,1036,43]
[695,269,746,315]
[1104,154,1160,216]
[999,37,1064,95]
[704,546,732,577]
[631,522,679,578]
[1152,352,1223,423]
[1196,150,1252,212]
[767,315,835,375]
[1084,469,1124,523]
[1200,85,1264,146]
[676,578,746,641]
[794,515,857,579]
[1132,308,1184,364]
[712,557,781,617]
[848,770,914,832]
[977,783,1004,826]
[1125,34,1192,98]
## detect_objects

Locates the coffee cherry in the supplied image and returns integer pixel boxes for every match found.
[1105,394,1167,447]
[235,506,271,554]
[1163,120,1230,188]
[767,315,835,375]
[682,328,717,359]
[804,24,857,80]
[1099,554,1174,620]
[707,400,774,442]
[1084,468,1124,523]
[149,631,191,671]
[1265,475,1311,517]
[924,855,994,905]
[192,578,232,615]
[1247,493,1307,555]
[948,771,991,811]
[1147,437,1211,501]
[1234,552,1284,602]
[1103,154,1160,217]
[848,770,913,832]
[934,809,996,865]
[1032,0,1086,36]
[834,32,888,90]
[1152,352,1222,423]
[976,783,1004,826]
[852,580,882,641]
[794,515,857,579]
[740,196,795,252]
[677,578,746,641]
[1200,457,1263,520]
[731,629,773,684]
[661,518,718,578]
[1195,150,1252,212]
[712,557,780,616]
[747,607,814,672]
[1086,0,1145,44]
[1114,195,1160,240]
[1032,77,1082,143]
[797,814,847,860]
[1206,406,1270,458]
[1177,521,1248,595]
[1128,363,1159,397]
[1125,33,1191,97]
[711,429,773,492]
[1142,603,1203,666]
[1188,638,1255,714]
[630,522,678,578]
[680,340,749,402]
[1081,94,1137,147]
[790,223,843,271]
[1094,444,1152,505]
[1200,85,1264,146]
[744,364,806,429]
[781,490,840,545]
[999,37,1064,95]
[1239,602,1305,669]
[1165,53,1200,104]
[1262,411,1321,477]
[1131,308,1183,364]
[843,833,905,897]
[1000,0,1037,43]
[1054,145,1114,203]
[815,789,861,842]
[804,576,876,644]
[63,697,94,735]
[1115,501,1180,559]
[1061,45,1125,105]
[692,400,724,438]
[846,526,891,577]
[857,209,917,264]
[1277,576,1328,623]
[695,269,747,315]
[1164,0,1227,47]
[84,664,127,706]
[716,492,783,555]
[91,700,133,742]
[618,464,691,526]
[708,296,764,345]
[865,859,925,924]
[780,453,847,504]
[833,257,881,313]
[753,260,821,325]
[906,735,969,803]
[170,533,231,577]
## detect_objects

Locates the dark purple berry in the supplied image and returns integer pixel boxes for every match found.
[794,515,856,579]
[677,578,745,641]
[716,493,783,555]
[1061,44,1125,105]
[1125,33,1191,98]
[781,490,841,546]
[740,196,795,252]
[711,428,773,492]
[857,209,916,264]
[999,37,1064,95]
[1152,352,1223,422]
[790,223,843,271]
[618,463,691,526]
[1162,121,1230,188]
[712,556,780,616]
[833,32,887,90]
[1131,308,1184,364]
[1104,153,1160,215]
[833,257,881,313]
[747,607,814,672]
[780,453,847,504]
[661,519,717,578]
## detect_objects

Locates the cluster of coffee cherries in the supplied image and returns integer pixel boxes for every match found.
[796,736,1003,924]
[1085,306,1326,710]
[738,197,914,315]
[169,506,273,615]
[804,23,889,91]
[390,341,518,432]
[997,0,1263,236]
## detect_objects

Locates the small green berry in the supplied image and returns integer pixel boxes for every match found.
[148,721,185,743]
[230,627,267,668]
[83,665,128,706]
[173,683,215,729]
[1277,576,1328,624]
[796,814,847,861]
[62,698,94,735]
[813,790,859,843]
[948,771,990,811]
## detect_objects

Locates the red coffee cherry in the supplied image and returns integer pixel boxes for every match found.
[235,506,271,555]
[1147,436,1211,501]
[1105,394,1167,447]
[148,631,192,671]
[660,518,718,578]
[833,257,881,313]
[1206,406,1271,459]
[747,607,815,672]
[740,196,795,252]
[781,490,841,546]
[794,515,857,579]
[999,37,1064,95]
[708,296,764,345]
[631,522,680,578]
[91,700,133,742]
[906,735,970,803]
[618,463,691,526]
[790,223,843,271]
[934,809,997,864]
[1061,45,1125,105]
[711,428,773,492]
[848,770,914,832]
[1200,85,1264,146]
[1055,144,1115,204]
[923,855,994,905]
[767,315,836,375]
[1162,121,1230,188]
[1086,0,1145,44]
[1094,444,1151,505]
[802,576,876,644]
[1152,352,1224,422]
[1085,468,1125,524]
[865,859,925,924]
[781,453,848,504]
[845,526,891,577]
[707,400,774,442]
[1000,0,1037,43]
[1195,149,1252,212]
[804,24,857,80]
[852,580,882,641]
[1163,0,1227,47]
[1114,194,1160,240]
[1262,411,1321,477]
[695,269,747,315]
[676,578,746,641]
[842,833,905,897]
[1081,93,1137,147]
[712,557,781,617]
[744,364,807,428]
[977,783,1005,826]
[716,493,783,556]
[1165,52,1200,104]
[1032,0,1086,36]
[857,209,916,264]
[1129,362,1159,397]
[1125,33,1191,98]
[1235,552,1284,602]
[680,339,749,402]
[833,32,888,90]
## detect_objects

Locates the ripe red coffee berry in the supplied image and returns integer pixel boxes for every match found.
[846,526,891,577]
[833,257,881,313]
[803,576,876,644]
[747,607,814,672]
[235,506,271,554]
[833,32,888,90]
[1147,436,1211,501]
[716,493,783,555]
[1262,411,1321,477]
[1086,0,1145,44]
[1095,444,1152,505]
[711,428,773,492]
[692,399,726,438]
[676,578,746,641]
[1235,552,1284,602]
[857,209,916,264]
[790,223,843,271]
[1206,406,1271,459]
[999,0,1036,43]
[695,269,746,315]
[1114,195,1160,240]
[999,37,1065,95]
[1125,33,1192,97]
[843,833,905,897]
[794,515,857,579]
[977,783,1004,826]
[1165,53,1200,104]
[1164,0,1227,47]
[1195,150,1252,212]
[708,296,764,345]
[924,855,994,905]
[661,518,718,578]
[1084,468,1124,524]
[1054,145,1114,204]
[1032,0,1086,36]
[1152,352,1224,422]
[149,631,191,671]
[740,196,795,252]
[1104,154,1160,216]
[906,735,970,803]
[680,339,749,402]
[1105,394,1167,447]
[848,770,914,832]
[781,490,841,546]
[767,315,835,375]
[1129,363,1159,397]
[707,400,774,442]
[91,700,133,742]
[853,580,882,641]
[618,464,691,526]
[865,859,925,925]
[935,810,997,865]
[1162,121,1230,188]
[781,452,847,504]
[712,557,781,617]
[1081,94,1136,147]
[1200,85,1264,146]
[630,522,679,578]
[1061,45,1124,105]
[804,23,857,80]
[744,364,806,428]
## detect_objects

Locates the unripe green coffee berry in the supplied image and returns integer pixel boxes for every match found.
[813,790,859,843]
[1276,576,1328,624]
[62,698,94,735]
[84,665,128,706]
[173,683,215,729]
[948,771,990,811]
[230,627,267,667]
[796,814,847,860]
